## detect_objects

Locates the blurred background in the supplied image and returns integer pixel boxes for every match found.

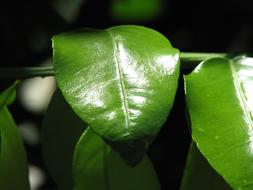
[1,0,253,189]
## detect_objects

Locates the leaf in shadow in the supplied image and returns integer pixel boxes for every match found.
[180,141,231,190]
[73,127,161,190]
[41,89,86,190]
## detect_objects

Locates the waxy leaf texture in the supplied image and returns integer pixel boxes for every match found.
[185,57,253,190]
[73,127,161,190]
[53,25,179,165]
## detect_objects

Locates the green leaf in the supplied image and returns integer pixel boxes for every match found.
[0,81,19,108]
[41,90,86,190]
[53,25,180,165]
[0,106,30,190]
[73,127,161,190]
[180,141,231,190]
[184,57,253,190]
[111,0,163,22]
[51,0,86,23]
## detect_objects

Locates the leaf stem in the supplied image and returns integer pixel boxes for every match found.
[180,52,227,62]
[0,52,228,79]
[0,66,54,79]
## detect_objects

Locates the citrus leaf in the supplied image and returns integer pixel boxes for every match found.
[180,141,231,190]
[41,90,86,190]
[185,57,253,190]
[0,82,19,153]
[0,106,30,190]
[73,127,161,190]
[0,81,19,109]
[53,25,180,165]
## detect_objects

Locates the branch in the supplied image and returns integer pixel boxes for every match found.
[0,52,227,79]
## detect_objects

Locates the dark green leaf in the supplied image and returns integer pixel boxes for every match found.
[0,106,29,190]
[51,0,86,23]
[41,90,86,190]
[111,0,163,21]
[180,141,231,190]
[0,81,19,108]
[73,127,161,190]
[53,25,180,165]
[185,57,253,190]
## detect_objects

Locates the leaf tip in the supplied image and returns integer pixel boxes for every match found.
[105,138,149,167]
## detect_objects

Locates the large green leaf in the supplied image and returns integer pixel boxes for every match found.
[53,25,180,165]
[73,127,161,190]
[180,141,231,190]
[184,57,253,190]
[0,107,30,190]
[41,90,86,190]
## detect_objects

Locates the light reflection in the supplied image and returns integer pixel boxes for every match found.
[79,90,105,108]
[238,69,253,78]
[129,109,141,118]
[155,54,178,75]
[193,62,204,73]
[118,43,148,86]
[243,82,253,113]
[233,59,253,154]
[105,111,116,120]
[129,96,146,104]
[238,57,253,67]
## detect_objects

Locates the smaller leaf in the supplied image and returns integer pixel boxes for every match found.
[73,127,161,190]
[41,90,86,190]
[0,107,30,190]
[180,141,231,190]
[0,81,19,108]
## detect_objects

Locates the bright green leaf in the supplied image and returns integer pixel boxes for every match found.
[73,127,161,190]
[180,141,231,190]
[0,81,19,108]
[185,57,253,190]
[41,90,86,190]
[53,25,180,165]
[0,106,30,190]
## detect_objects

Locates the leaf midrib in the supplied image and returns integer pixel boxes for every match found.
[106,29,131,131]
[229,60,253,131]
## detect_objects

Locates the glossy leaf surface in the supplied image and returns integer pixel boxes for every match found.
[0,107,30,190]
[73,127,161,190]
[180,142,231,190]
[185,57,253,190]
[53,25,180,165]
[41,90,86,190]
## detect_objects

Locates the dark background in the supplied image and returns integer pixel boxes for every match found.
[1,0,252,189]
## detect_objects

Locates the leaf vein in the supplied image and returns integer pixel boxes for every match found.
[106,29,131,132]
[229,61,253,132]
